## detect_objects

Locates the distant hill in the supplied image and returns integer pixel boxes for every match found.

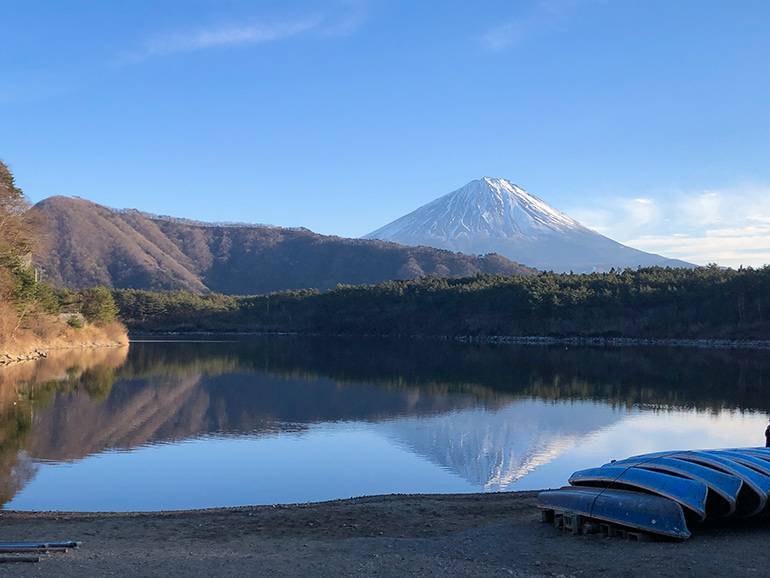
[32,196,534,294]
[365,177,694,273]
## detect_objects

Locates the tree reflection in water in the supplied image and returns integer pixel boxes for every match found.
[1,337,769,509]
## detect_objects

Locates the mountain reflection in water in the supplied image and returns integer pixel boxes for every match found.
[1,337,770,511]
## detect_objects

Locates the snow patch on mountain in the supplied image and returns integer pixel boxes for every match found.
[365,177,693,272]
[367,177,583,242]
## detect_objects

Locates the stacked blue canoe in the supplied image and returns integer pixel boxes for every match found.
[537,447,770,540]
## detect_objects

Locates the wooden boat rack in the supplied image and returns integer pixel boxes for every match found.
[541,507,655,541]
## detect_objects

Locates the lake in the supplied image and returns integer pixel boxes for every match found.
[0,336,768,511]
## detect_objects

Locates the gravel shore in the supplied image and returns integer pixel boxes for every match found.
[0,342,126,366]
[0,492,767,577]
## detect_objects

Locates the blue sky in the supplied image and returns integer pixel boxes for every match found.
[2,0,770,266]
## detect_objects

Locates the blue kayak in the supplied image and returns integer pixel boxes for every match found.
[714,450,770,476]
[732,448,770,462]
[538,486,690,540]
[542,447,770,541]
[670,451,770,517]
[569,465,708,520]
[606,456,741,518]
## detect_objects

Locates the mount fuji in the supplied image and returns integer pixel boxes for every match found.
[364,177,692,272]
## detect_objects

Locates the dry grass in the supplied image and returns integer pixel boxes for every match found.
[0,303,128,358]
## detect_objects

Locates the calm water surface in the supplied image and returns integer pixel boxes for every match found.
[1,337,769,511]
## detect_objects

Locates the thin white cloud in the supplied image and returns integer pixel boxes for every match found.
[628,230,770,268]
[678,191,721,226]
[135,18,322,59]
[481,22,524,51]
[319,0,370,37]
[480,0,595,52]
[570,197,659,235]
[568,185,770,267]
[625,197,658,227]
[128,2,370,62]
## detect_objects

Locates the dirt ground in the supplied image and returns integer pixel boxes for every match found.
[0,491,768,577]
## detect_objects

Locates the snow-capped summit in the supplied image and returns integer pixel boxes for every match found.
[369,177,585,241]
[364,177,692,272]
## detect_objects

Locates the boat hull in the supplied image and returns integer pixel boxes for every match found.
[671,451,770,517]
[605,456,741,518]
[538,486,690,540]
[569,466,708,520]
[544,447,770,541]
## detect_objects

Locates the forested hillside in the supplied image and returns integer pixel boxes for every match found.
[32,196,534,294]
[115,266,770,339]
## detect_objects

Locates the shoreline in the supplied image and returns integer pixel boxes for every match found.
[127,330,770,350]
[0,341,127,366]
[3,490,509,518]
[454,334,770,350]
[0,491,767,576]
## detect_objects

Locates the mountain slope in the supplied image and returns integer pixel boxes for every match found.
[32,196,534,294]
[365,177,693,272]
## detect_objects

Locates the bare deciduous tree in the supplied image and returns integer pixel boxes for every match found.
[0,160,31,266]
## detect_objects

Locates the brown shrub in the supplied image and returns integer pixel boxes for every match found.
[0,307,128,356]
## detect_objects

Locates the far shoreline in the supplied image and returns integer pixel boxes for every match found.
[125,331,770,351]
[1,489,538,518]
